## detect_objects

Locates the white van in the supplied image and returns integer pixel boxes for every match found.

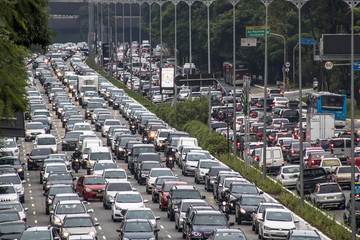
[329,138,352,164]
[34,134,58,153]
[176,137,198,150]
[258,147,284,173]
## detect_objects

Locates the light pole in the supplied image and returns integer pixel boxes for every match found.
[271,33,286,90]
[129,0,134,91]
[122,0,125,43]
[287,0,309,208]
[148,0,154,106]
[292,42,299,88]
[343,1,360,238]
[107,1,112,76]
[228,0,239,160]
[260,0,273,184]
[114,1,118,79]
[138,0,144,100]
[156,0,165,102]
[185,0,196,75]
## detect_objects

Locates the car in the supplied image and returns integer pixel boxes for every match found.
[234,195,266,224]
[251,202,285,234]
[111,191,148,222]
[50,200,93,228]
[42,163,68,184]
[167,185,205,221]
[120,207,160,229]
[34,134,58,153]
[259,208,298,240]
[0,208,21,223]
[59,214,99,240]
[204,166,231,192]
[102,168,128,183]
[344,197,360,227]
[0,173,25,203]
[27,148,53,170]
[332,166,360,187]
[309,182,345,209]
[62,131,83,151]
[306,151,333,168]
[151,176,180,203]
[0,156,25,179]
[90,160,117,175]
[0,220,26,240]
[20,226,60,240]
[137,161,163,185]
[75,175,106,201]
[25,122,46,141]
[181,152,208,176]
[44,184,75,214]
[183,210,232,240]
[0,201,28,221]
[0,138,19,156]
[102,181,134,209]
[286,229,321,240]
[174,199,208,232]
[49,193,81,215]
[275,165,300,188]
[0,184,19,202]
[145,168,174,194]
[44,172,75,191]
[208,229,247,240]
[116,219,159,240]
[194,160,220,184]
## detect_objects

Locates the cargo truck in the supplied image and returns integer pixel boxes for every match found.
[306,113,335,144]
[76,75,99,105]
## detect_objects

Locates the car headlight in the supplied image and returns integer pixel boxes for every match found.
[69,85,74,90]
[123,238,130,240]
[240,208,247,214]
[17,168,23,172]
[264,225,271,230]
[149,238,156,240]
[62,232,69,238]
[174,205,179,209]
[46,185,51,189]
[89,231,96,236]
[141,174,147,177]
[210,180,215,184]
[62,140,67,145]
[48,198,53,204]
[192,232,202,237]
[172,148,175,152]
[115,205,122,211]
[200,171,206,175]
[54,217,61,224]
[85,188,92,192]
[118,147,124,151]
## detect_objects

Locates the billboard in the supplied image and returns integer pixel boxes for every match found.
[0,112,25,138]
[161,68,174,90]
[322,34,360,55]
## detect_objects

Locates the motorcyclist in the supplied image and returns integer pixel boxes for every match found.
[71,148,82,168]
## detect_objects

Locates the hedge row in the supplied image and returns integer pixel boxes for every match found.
[86,56,354,240]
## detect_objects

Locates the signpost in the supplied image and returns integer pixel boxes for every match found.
[246,26,270,38]
[325,61,334,70]
[355,62,360,71]
[301,38,315,45]
[241,38,257,47]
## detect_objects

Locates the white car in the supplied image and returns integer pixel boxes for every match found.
[25,122,46,141]
[273,97,289,107]
[145,168,174,194]
[34,134,58,153]
[102,169,128,183]
[0,138,19,156]
[111,191,148,221]
[91,160,117,175]
[275,165,300,187]
[259,208,298,239]
[101,119,122,137]
[194,159,220,184]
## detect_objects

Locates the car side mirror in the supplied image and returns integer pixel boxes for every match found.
[259,191,264,194]
[24,208,28,211]
[229,222,235,226]
[155,216,160,220]
[49,210,54,215]
[144,199,149,203]
[201,196,206,199]
[154,228,160,232]
[21,163,25,166]
[116,229,122,233]
[87,209,94,213]
[294,219,299,223]
[26,153,30,156]
[94,222,100,226]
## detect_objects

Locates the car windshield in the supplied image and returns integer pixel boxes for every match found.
[0,186,15,194]
[321,159,340,167]
[105,171,126,179]
[27,123,44,129]
[124,222,152,232]
[116,193,142,203]
[90,152,111,160]
[259,205,284,213]
[133,147,155,156]
[46,165,66,173]
[266,211,292,221]
[48,173,72,181]
[48,186,73,196]
[107,183,132,191]
[312,152,332,159]
[0,222,26,234]
[56,203,86,214]
[126,210,154,220]
[142,163,162,170]
[232,185,258,194]
[241,197,265,206]
[338,167,360,174]
[193,214,227,226]
[0,212,19,222]
[289,237,321,240]
[53,196,79,205]
[0,152,13,158]
[200,161,219,169]
[150,170,173,177]
[187,154,207,161]
[283,167,300,174]
[172,190,201,199]
[94,163,117,170]
[181,202,206,211]
[37,138,56,145]
[0,203,22,211]
[63,217,93,227]
[73,125,92,131]
[20,230,51,240]
[1,141,16,148]
[84,177,106,185]
[319,184,341,193]
[214,232,246,239]
[0,175,21,184]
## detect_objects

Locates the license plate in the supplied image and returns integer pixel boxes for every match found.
[96,193,103,197]
[326,197,334,199]
[266,163,272,166]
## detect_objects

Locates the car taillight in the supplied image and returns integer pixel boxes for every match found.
[282,146,286,150]
[281,174,284,179]
[237,142,240,148]
[255,156,259,161]
[282,161,284,166]
[291,150,295,154]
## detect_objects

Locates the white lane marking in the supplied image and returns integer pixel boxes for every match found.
[32,204,35,207]
[30,197,33,200]
[34,220,38,224]
[160,225,164,229]
[94,217,98,221]
[28,184,31,187]
[27,179,30,182]
[98,226,102,230]
[168,235,172,238]
[102,236,106,240]
[33,211,36,215]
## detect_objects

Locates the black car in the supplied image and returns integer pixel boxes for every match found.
[44,184,75,214]
[0,220,26,239]
[27,148,52,170]
[151,176,180,203]
[184,210,232,240]
[134,152,162,178]
[224,182,263,213]
[0,156,25,179]
[204,166,231,192]
[116,219,159,240]
[136,161,163,185]
[344,197,360,227]
[115,137,137,160]
[235,195,266,224]
[43,172,75,191]
[20,226,60,240]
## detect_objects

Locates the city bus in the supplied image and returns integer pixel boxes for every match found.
[307,91,346,127]
[222,60,251,85]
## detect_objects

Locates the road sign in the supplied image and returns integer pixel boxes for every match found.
[246,26,270,38]
[324,61,334,70]
[241,38,257,47]
[301,38,315,45]
[355,62,360,71]
[285,62,290,68]
[285,67,290,72]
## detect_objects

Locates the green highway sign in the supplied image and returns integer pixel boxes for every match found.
[246,26,270,38]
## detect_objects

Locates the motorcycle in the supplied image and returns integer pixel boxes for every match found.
[143,135,149,144]
[166,156,175,169]
[130,125,136,135]
[217,201,230,221]
[72,158,80,173]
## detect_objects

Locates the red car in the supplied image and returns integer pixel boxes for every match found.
[306,151,333,168]
[347,152,360,167]
[75,175,106,201]
[159,181,187,211]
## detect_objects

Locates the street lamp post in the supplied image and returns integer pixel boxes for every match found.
[114,1,118,80]
[129,0,133,91]
[185,0,196,75]
[260,0,273,184]
[122,0,125,43]
[287,0,309,208]
[156,0,165,102]
[148,0,154,106]
[271,33,286,90]
[343,1,360,239]
[229,0,239,160]
[138,0,145,100]
[292,42,299,88]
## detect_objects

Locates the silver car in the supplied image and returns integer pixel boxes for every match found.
[122,207,160,228]
[309,182,345,209]
[50,200,93,227]
[59,214,99,240]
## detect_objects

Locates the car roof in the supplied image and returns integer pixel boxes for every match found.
[289,230,319,237]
